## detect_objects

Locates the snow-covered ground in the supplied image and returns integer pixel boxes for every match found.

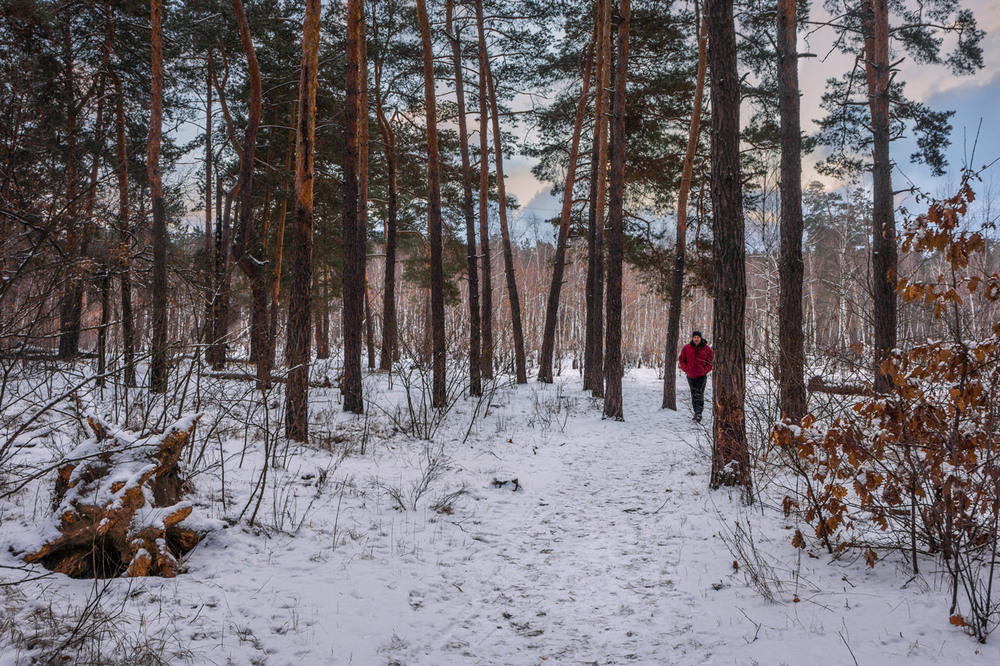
[2,365,998,664]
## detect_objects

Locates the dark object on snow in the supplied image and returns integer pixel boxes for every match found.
[492,478,520,492]
[23,413,207,578]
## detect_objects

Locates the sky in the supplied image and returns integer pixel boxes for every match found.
[507,0,1000,238]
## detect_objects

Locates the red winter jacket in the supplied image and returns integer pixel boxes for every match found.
[679,340,713,378]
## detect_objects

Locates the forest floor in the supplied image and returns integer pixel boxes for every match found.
[2,364,998,664]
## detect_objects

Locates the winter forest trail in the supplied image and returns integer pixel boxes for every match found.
[4,370,999,665]
[398,378,716,663]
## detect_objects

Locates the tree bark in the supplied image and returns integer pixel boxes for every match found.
[863,0,896,394]
[203,57,214,343]
[365,270,376,370]
[57,17,83,361]
[270,121,295,365]
[228,0,268,389]
[97,267,110,388]
[148,0,168,393]
[478,1,526,384]
[285,0,321,441]
[446,0,483,397]
[777,0,807,420]
[663,3,707,410]
[205,51,229,370]
[584,0,612,396]
[417,0,448,408]
[342,0,366,413]
[315,269,330,359]
[110,70,136,386]
[475,0,494,381]
[539,41,594,383]
[376,103,399,371]
[603,0,630,421]
[360,12,374,373]
[707,0,751,496]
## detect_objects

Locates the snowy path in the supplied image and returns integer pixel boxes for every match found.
[6,370,1000,665]
[399,381,718,663]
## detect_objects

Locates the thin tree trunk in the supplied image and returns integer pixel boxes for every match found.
[539,41,594,383]
[365,270,376,369]
[475,0,494,380]
[446,0,482,396]
[207,48,245,371]
[228,0,268,388]
[285,0,321,441]
[417,0,448,408]
[97,267,110,387]
[148,0,168,392]
[777,0,807,420]
[342,0,366,413]
[110,70,136,386]
[376,104,399,371]
[585,0,612,395]
[203,58,214,343]
[603,0,630,421]
[663,3,707,410]
[863,0,896,394]
[58,18,82,360]
[360,11,373,372]
[206,50,228,370]
[315,270,330,359]
[270,120,295,365]
[707,0,751,496]
[478,3,526,384]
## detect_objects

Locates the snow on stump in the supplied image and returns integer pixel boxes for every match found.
[23,413,206,578]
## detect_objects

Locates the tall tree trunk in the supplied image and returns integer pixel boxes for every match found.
[210,183,236,370]
[285,0,321,441]
[80,70,107,360]
[777,0,807,420]
[206,50,228,370]
[148,0,168,392]
[203,58,214,343]
[446,0,482,397]
[663,3,707,410]
[360,11,373,372]
[315,270,330,358]
[603,0,630,421]
[58,18,82,360]
[417,0,448,408]
[707,0,751,496]
[97,267,110,387]
[539,41,594,383]
[584,0,612,395]
[207,49,244,371]
[110,70,136,386]
[863,0,896,394]
[342,0,366,413]
[475,0,494,380]
[365,271,376,369]
[478,1,526,384]
[270,119,294,366]
[376,104,399,371]
[228,0,268,388]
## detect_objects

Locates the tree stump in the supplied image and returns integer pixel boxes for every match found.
[23,413,207,578]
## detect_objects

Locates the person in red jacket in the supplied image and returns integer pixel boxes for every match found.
[678,330,712,422]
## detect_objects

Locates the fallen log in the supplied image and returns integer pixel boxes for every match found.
[204,371,337,389]
[807,376,872,397]
[22,412,213,578]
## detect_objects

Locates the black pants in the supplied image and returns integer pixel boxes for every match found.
[688,375,707,417]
